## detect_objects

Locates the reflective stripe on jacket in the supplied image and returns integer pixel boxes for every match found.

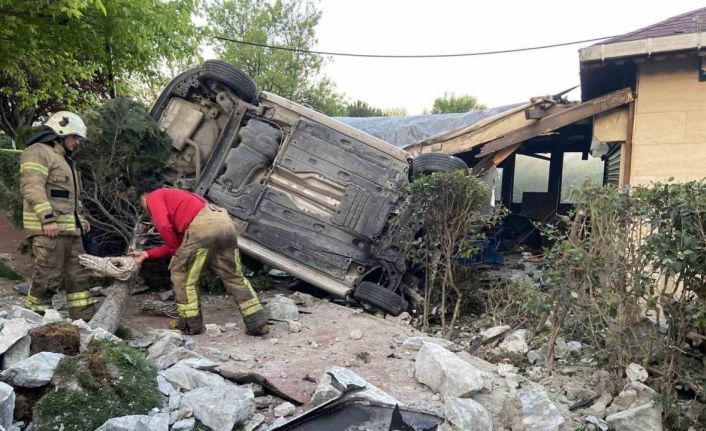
[20,142,87,236]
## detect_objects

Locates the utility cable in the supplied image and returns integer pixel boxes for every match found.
[211,34,616,58]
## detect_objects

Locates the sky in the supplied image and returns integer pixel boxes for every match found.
[312,0,706,114]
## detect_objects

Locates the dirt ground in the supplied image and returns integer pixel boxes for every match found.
[121,287,440,411]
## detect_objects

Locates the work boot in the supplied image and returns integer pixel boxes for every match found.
[176,314,205,335]
[68,303,96,321]
[243,310,269,336]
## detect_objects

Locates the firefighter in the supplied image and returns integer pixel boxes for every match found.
[20,111,95,320]
[129,180,269,336]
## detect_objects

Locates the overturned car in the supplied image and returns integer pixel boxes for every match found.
[150,60,468,316]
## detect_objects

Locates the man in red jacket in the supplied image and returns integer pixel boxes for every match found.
[129,180,268,336]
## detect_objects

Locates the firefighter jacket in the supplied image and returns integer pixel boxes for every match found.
[20,141,87,236]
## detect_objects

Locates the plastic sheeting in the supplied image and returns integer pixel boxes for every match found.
[335,104,520,150]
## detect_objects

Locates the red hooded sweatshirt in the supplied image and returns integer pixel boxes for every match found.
[144,188,206,260]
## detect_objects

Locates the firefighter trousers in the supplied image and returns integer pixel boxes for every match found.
[26,235,95,320]
[170,205,266,334]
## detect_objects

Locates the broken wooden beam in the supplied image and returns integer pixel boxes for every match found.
[477,88,635,158]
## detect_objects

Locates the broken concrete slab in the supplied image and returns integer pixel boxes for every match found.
[401,336,455,351]
[309,366,399,408]
[156,375,176,396]
[264,295,299,321]
[175,357,220,372]
[626,363,648,384]
[92,327,122,344]
[160,365,226,391]
[205,324,221,338]
[518,387,565,431]
[147,331,184,360]
[606,402,663,431]
[439,397,492,431]
[171,417,195,431]
[8,306,42,324]
[606,382,658,416]
[274,402,296,417]
[41,309,63,325]
[169,407,192,424]
[0,382,14,430]
[180,385,255,431]
[244,413,265,431]
[415,343,484,399]
[153,345,201,371]
[95,413,169,431]
[0,319,36,356]
[479,325,510,341]
[0,352,64,388]
[1,336,30,370]
[498,329,529,354]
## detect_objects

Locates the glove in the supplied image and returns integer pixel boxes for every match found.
[78,254,139,281]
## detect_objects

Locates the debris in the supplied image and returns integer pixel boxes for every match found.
[303,374,316,383]
[264,295,299,321]
[569,394,601,411]
[71,319,95,352]
[180,385,255,431]
[159,290,175,302]
[148,331,200,370]
[289,292,316,307]
[243,413,265,431]
[91,327,122,344]
[585,415,609,430]
[496,363,518,377]
[401,336,455,351]
[0,352,64,388]
[0,319,37,356]
[439,397,492,431]
[159,364,226,391]
[415,343,484,398]
[268,269,290,278]
[349,329,363,340]
[255,395,277,409]
[12,282,30,296]
[1,336,30,370]
[41,309,63,324]
[605,402,663,431]
[8,307,42,324]
[221,322,238,332]
[138,299,178,318]
[584,393,612,419]
[28,322,80,356]
[479,325,510,341]
[606,382,657,416]
[171,417,195,431]
[626,363,648,384]
[95,413,169,431]
[169,407,192,424]
[286,320,301,333]
[498,329,529,354]
[309,366,399,407]
[397,312,412,325]
[168,393,181,411]
[0,382,14,430]
[176,358,220,372]
[205,324,222,338]
[518,387,565,431]
[217,364,304,405]
[527,349,545,364]
[156,375,175,396]
[274,402,296,417]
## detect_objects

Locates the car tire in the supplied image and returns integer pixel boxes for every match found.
[353,281,408,316]
[199,60,258,104]
[412,153,468,177]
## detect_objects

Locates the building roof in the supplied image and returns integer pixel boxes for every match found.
[602,7,706,44]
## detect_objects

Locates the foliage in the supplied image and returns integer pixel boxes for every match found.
[207,0,346,116]
[401,170,504,337]
[0,144,21,227]
[430,92,487,114]
[346,100,386,117]
[482,278,547,329]
[0,0,201,138]
[539,182,706,427]
[34,340,160,431]
[79,98,171,253]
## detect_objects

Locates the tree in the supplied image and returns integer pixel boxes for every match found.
[346,100,385,117]
[430,92,487,114]
[0,0,201,139]
[207,0,346,116]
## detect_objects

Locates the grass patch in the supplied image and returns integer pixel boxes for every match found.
[355,351,371,363]
[33,340,160,431]
[0,261,22,280]
[114,325,133,340]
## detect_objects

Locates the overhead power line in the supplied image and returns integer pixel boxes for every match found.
[211,35,617,59]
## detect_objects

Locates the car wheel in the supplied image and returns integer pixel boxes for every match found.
[353,281,408,316]
[150,66,202,120]
[199,60,258,104]
[412,153,468,178]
